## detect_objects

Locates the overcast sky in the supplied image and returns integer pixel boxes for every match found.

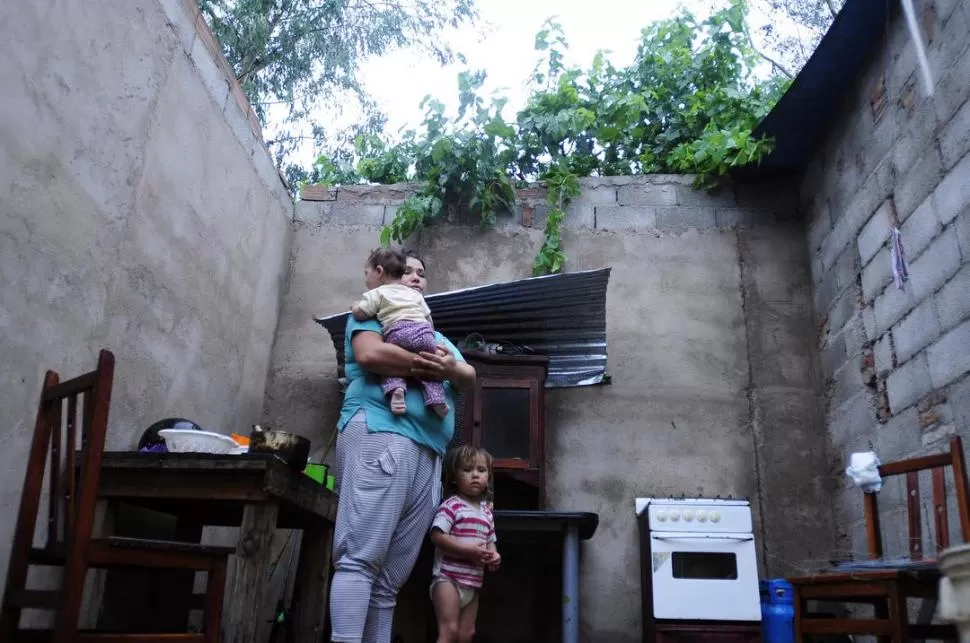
[272,0,785,166]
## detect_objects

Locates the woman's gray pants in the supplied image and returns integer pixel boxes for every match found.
[328,410,442,643]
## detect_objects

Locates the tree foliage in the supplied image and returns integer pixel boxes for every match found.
[310,0,791,275]
[198,0,476,167]
[748,0,846,77]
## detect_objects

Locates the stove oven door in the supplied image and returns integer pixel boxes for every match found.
[649,532,761,622]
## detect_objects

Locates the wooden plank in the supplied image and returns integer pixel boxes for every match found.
[950,436,970,540]
[906,471,923,560]
[264,466,337,522]
[798,582,890,599]
[800,618,893,636]
[100,452,278,472]
[879,453,952,476]
[291,520,334,642]
[223,502,279,643]
[48,398,63,549]
[933,467,950,551]
[98,469,270,502]
[40,371,97,402]
[863,492,883,559]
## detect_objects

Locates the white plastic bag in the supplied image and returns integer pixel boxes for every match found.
[846,451,883,492]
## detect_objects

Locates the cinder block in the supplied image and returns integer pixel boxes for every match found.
[900,195,942,260]
[940,95,970,171]
[933,150,970,225]
[873,281,918,336]
[887,352,934,413]
[821,332,847,377]
[934,263,970,330]
[947,374,970,439]
[893,96,940,180]
[656,206,716,230]
[576,178,619,204]
[863,306,877,341]
[858,201,893,264]
[957,208,970,256]
[892,298,942,363]
[909,226,962,300]
[875,406,922,461]
[714,208,775,228]
[617,183,676,206]
[561,201,595,229]
[926,3,970,87]
[808,201,832,253]
[594,205,655,231]
[934,43,970,131]
[829,359,867,409]
[927,319,970,388]
[334,202,386,226]
[895,147,944,222]
[828,390,877,452]
[675,183,736,206]
[862,246,893,302]
[874,332,894,375]
[828,286,861,336]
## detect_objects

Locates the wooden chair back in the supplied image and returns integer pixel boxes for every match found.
[863,436,970,561]
[1,349,114,634]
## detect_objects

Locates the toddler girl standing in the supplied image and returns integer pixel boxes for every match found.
[429,445,500,643]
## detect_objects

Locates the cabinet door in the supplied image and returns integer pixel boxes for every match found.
[472,378,539,469]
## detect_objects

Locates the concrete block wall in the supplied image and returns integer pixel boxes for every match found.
[271,174,831,641]
[0,0,292,592]
[802,1,970,556]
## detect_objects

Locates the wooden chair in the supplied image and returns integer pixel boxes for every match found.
[0,349,232,642]
[789,436,970,642]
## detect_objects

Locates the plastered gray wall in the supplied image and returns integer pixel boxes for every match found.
[803,1,970,558]
[265,175,834,641]
[0,0,292,589]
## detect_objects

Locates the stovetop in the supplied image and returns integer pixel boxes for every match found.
[635,496,754,533]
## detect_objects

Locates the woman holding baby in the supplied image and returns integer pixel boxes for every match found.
[328,249,476,643]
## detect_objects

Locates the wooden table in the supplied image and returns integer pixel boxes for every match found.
[97,452,337,643]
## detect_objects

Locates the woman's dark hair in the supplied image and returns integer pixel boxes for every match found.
[402,248,426,272]
[366,248,406,279]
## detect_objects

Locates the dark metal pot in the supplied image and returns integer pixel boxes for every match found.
[249,425,311,471]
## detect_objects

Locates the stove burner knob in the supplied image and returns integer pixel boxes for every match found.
[696,510,708,522]
[669,510,680,521]
[683,510,694,521]
[656,510,668,521]
[710,511,721,523]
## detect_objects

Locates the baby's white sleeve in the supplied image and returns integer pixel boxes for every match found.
[356,289,382,318]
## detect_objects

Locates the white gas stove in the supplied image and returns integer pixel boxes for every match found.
[636,497,762,627]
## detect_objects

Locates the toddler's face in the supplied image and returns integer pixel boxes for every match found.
[456,455,489,498]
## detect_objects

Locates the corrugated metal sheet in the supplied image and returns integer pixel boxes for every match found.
[315,267,611,388]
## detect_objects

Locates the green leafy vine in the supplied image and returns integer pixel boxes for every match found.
[307,0,789,275]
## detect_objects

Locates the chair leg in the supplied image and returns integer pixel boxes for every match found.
[793,591,804,643]
[888,587,908,643]
[204,559,227,643]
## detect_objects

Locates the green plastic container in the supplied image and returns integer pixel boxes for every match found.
[303,463,327,484]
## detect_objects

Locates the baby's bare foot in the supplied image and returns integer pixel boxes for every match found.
[390,389,406,415]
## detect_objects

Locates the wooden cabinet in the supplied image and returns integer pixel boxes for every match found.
[450,353,549,508]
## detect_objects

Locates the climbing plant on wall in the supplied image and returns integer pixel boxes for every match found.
[313,0,790,275]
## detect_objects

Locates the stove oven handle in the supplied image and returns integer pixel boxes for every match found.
[652,535,754,541]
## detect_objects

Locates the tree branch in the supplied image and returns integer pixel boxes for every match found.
[742,18,794,79]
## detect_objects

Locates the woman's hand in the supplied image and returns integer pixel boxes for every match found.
[412,345,476,390]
